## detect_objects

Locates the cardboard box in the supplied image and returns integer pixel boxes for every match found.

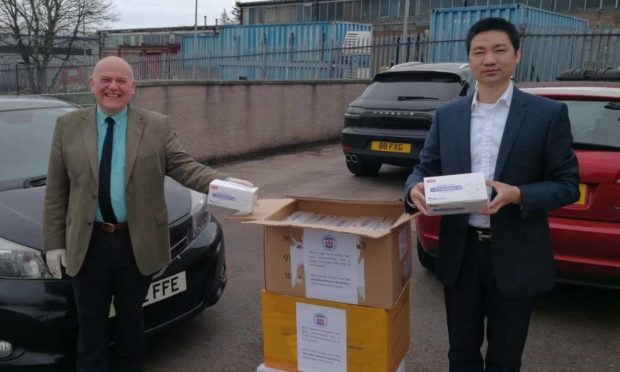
[262,284,410,372]
[257,356,406,372]
[207,179,258,214]
[424,172,488,216]
[238,197,416,309]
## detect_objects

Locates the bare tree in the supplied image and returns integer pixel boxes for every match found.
[231,2,242,25]
[219,8,231,26]
[0,0,117,93]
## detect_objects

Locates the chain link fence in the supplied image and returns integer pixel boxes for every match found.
[1,27,618,97]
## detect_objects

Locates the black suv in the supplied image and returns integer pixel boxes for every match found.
[341,62,475,176]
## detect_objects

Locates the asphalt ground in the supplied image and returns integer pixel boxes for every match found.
[143,143,620,372]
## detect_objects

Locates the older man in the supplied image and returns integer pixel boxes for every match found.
[43,56,250,371]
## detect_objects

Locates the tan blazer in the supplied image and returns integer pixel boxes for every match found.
[43,106,227,276]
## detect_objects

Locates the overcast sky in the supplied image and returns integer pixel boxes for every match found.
[109,0,242,30]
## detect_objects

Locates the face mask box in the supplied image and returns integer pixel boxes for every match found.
[424,172,488,216]
[207,179,258,214]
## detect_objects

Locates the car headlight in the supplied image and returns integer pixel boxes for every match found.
[0,237,52,279]
[189,189,210,240]
[344,106,365,119]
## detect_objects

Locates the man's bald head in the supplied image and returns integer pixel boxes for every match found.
[89,56,136,115]
[93,56,134,80]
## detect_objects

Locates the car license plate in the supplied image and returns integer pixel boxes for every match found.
[109,271,188,318]
[143,271,187,306]
[371,141,411,153]
[574,183,587,205]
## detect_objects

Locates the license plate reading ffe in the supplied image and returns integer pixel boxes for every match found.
[371,141,411,153]
[143,271,187,306]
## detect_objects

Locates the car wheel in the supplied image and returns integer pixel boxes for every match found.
[345,156,382,176]
[417,239,436,271]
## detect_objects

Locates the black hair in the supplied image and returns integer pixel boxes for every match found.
[465,17,520,54]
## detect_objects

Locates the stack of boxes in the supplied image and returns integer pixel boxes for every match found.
[239,197,415,372]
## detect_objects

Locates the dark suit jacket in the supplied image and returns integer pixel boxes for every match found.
[43,106,228,277]
[404,87,580,298]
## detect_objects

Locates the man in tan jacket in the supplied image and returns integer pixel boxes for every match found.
[43,56,250,372]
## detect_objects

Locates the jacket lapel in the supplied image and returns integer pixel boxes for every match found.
[80,107,99,181]
[456,96,473,173]
[125,106,145,187]
[494,87,527,180]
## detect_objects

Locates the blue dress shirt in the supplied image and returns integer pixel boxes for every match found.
[95,107,127,223]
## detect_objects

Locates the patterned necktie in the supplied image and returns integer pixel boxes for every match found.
[98,116,117,223]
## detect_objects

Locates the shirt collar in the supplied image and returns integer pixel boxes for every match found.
[471,81,514,110]
[96,106,128,126]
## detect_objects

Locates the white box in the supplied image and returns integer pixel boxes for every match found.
[424,172,488,216]
[207,179,258,214]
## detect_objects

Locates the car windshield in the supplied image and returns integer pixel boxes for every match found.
[363,72,466,101]
[0,106,76,183]
[561,99,620,150]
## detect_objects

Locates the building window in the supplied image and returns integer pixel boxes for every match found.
[409,0,418,17]
[571,0,586,10]
[303,4,314,22]
[360,0,369,19]
[419,0,430,14]
[243,8,249,24]
[430,0,441,10]
[335,1,343,20]
[488,0,501,5]
[319,3,328,21]
[540,0,553,10]
[555,0,570,11]
[264,7,275,23]
[296,4,303,22]
[328,1,336,20]
[371,0,380,18]
[352,0,361,19]
[380,0,390,17]
[343,1,351,20]
[585,0,601,9]
[390,0,399,18]
[601,0,616,9]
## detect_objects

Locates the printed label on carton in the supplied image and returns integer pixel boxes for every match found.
[303,229,360,304]
[296,303,347,372]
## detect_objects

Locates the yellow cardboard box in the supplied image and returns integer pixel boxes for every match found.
[262,283,410,372]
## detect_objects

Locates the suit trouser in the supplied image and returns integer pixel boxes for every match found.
[72,228,151,372]
[444,229,538,372]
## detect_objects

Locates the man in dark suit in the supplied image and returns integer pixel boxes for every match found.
[404,18,579,371]
[43,56,251,371]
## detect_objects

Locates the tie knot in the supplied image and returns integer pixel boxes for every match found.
[105,117,115,126]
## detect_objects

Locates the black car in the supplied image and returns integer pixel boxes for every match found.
[0,96,226,371]
[341,62,475,176]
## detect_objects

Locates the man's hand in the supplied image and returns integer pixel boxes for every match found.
[479,180,521,215]
[409,182,429,215]
[226,177,254,187]
[46,249,67,279]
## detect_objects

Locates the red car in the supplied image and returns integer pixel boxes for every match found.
[416,83,620,289]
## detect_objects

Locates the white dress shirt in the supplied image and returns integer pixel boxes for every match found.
[468,82,514,228]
